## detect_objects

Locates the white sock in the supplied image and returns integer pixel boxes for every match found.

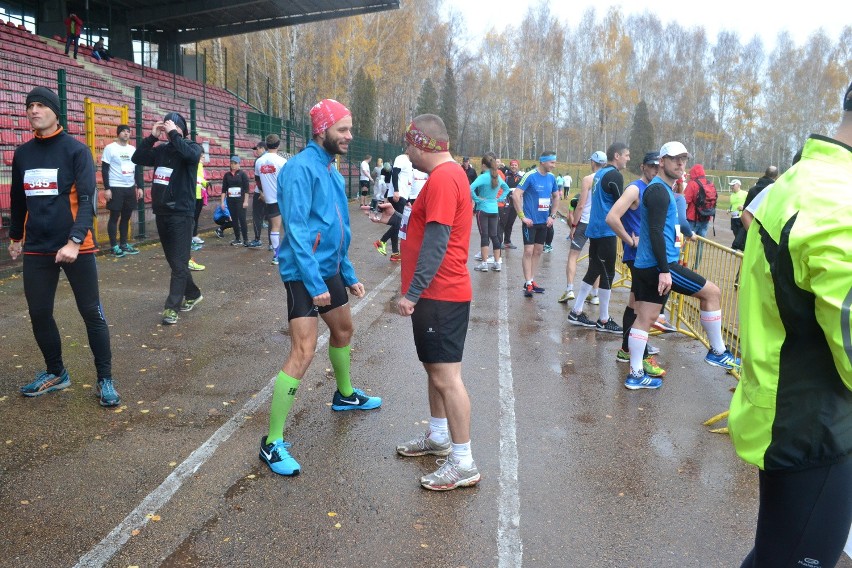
[566,283,574,292]
[270,231,280,253]
[573,282,594,313]
[428,417,449,443]
[592,287,599,297]
[451,440,473,469]
[597,288,612,322]
[525,279,533,286]
[700,310,726,353]
[628,328,649,376]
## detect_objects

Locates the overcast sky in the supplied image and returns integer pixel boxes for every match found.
[446,0,847,52]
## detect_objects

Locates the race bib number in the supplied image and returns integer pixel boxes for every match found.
[399,205,412,240]
[538,197,550,212]
[23,168,59,196]
[227,187,242,198]
[153,167,173,185]
[675,224,682,248]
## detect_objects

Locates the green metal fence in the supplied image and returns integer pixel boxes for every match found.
[0,40,401,273]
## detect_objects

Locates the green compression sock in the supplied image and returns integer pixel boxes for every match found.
[267,371,300,443]
[329,345,354,397]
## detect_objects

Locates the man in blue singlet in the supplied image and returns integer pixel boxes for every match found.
[624,141,739,390]
[567,142,629,333]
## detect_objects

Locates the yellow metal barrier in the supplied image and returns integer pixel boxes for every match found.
[673,237,742,433]
[84,98,129,245]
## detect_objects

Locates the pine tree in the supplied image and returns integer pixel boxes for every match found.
[628,100,655,175]
[439,64,459,152]
[415,78,440,117]
[351,67,377,139]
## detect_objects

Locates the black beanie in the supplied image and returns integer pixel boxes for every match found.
[163,112,188,137]
[844,81,852,111]
[26,86,61,119]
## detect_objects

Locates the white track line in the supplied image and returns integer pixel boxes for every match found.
[497,262,523,567]
[75,268,400,568]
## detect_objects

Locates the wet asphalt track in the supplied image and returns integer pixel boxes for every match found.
[1,203,850,568]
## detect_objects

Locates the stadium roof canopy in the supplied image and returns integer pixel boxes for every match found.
[5,1,399,43]
[119,0,401,43]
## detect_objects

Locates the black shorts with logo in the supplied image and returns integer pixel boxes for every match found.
[522,223,549,246]
[411,299,470,364]
[284,273,349,320]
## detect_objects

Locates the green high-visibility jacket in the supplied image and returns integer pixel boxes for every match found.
[729,134,852,471]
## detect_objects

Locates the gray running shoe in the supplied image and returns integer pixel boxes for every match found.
[596,317,623,334]
[420,459,481,491]
[474,262,490,272]
[396,431,451,457]
[567,311,596,327]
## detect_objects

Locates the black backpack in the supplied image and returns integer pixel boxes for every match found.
[694,178,717,221]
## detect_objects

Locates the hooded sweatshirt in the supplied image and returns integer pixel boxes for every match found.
[683,163,708,221]
[132,130,202,216]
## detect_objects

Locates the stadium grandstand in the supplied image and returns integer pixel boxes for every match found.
[0,0,400,268]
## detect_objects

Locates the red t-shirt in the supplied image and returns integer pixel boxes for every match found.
[400,161,473,302]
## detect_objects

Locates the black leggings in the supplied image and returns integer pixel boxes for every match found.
[545,224,555,246]
[192,198,203,237]
[227,197,248,241]
[380,197,408,253]
[476,211,502,249]
[500,200,517,244]
[23,253,112,378]
[252,193,264,241]
[583,236,617,290]
[107,187,137,248]
[156,214,201,311]
[741,458,852,567]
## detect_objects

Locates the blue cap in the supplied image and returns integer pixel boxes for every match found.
[643,152,660,165]
[589,151,607,165]
[230,155,240,163]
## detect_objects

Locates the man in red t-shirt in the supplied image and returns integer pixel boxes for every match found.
[368,114,479,491]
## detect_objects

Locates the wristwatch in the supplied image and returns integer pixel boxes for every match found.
[70,235,83,245]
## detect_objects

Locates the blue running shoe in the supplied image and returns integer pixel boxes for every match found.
[259,436,300,476]
[97,377,121,407]
[20,369,70,397]
[704,348,741,370]
[624,372,663,390]
[331,388,382,411]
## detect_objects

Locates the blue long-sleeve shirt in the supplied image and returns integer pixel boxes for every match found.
[470,171,509,214]
[276,141,357,296]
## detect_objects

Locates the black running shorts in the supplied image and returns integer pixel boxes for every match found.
[264,202,281,219]
[522,223,548,246]
[633,263,706,304]
[105,185,136,212]
[411,299,470,364]
[284,273,349,320]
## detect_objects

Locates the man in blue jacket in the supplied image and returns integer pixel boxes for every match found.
[260,99,382,477]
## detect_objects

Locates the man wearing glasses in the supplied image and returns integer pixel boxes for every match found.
[619,142,739,390]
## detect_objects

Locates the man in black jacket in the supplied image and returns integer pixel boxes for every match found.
[9,86,120,407]
[132,112,203,325]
